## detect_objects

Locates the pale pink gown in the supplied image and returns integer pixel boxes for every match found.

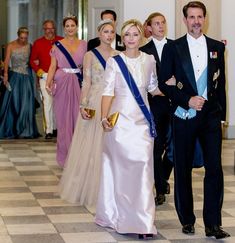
[95,52,158,235]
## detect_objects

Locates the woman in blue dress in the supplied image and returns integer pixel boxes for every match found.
[0,27,39,138]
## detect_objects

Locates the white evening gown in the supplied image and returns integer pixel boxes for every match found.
[58,51,107,207]
[95,52,158,234]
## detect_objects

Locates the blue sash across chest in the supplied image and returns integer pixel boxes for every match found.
[55,41,83,88]
[113,55,157,138]
[91,48,106,69]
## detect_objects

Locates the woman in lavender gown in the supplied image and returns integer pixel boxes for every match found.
[46,15,87,167]
[59,20,117,208]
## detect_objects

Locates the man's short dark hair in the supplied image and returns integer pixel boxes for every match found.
[183,1,207,18]
[101,9,117,21]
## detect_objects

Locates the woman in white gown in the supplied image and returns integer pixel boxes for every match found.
[58,20,117,207]
[95,19,170,239]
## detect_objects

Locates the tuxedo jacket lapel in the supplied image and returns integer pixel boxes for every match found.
[206,36,215,94]
[176,36,197,93]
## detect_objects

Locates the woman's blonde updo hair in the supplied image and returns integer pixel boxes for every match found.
[121,19,144,46]
[17,27,29,36]
[97,19,115,32]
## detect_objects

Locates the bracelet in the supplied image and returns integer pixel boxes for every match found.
[100,117,107,126]
[101,117,107,123]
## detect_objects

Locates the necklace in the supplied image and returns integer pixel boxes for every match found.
[124,53,145,101]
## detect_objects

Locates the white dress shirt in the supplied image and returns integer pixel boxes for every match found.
[187,33,208,99]
[152,37,167,61]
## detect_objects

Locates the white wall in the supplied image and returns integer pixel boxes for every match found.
[221,0,235,138]
[121,0,175,39]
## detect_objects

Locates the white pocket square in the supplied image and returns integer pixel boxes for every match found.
[213,69,220,81]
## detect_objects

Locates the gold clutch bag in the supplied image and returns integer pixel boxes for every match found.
[107,112,119,127]
[84,108,96,118]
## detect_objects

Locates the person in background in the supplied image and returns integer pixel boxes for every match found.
[95,19,175,240]
[0,27,39,138]
[30,20,63,139]
[87,9,124,51]
[158,1,230,239]
[46,15,87,167]
[59,19,117,209]
[140,12,173,206]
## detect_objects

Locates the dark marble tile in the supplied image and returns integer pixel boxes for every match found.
[26,181,58,186]
[11,234,65,243]
[33,192,60,199]
[155,219,182,229]
[3,215,51,224]
[13,162,45,166]
[43,206,89,214]
[54,222,104,233]
[18,171,53,176]
[0,166,16,171]
[0,200,39,207]
[0,187,30,193]
[34,149,56,153]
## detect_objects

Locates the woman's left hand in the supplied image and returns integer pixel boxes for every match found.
[80,108,91,120]
[101,118,113,132]
[165,75,176,86]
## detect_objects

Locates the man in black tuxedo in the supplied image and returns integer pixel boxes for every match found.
[158,1,230,239]
[88,9,124,51]
[140,12,173,206]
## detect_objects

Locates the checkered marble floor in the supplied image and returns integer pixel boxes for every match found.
[0,138,234,243]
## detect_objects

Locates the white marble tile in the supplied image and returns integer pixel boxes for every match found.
[0,207,45,216]
[159,227,205,240]
[9,157,42,163]
[224,192,235,201]
[61,232,116,243]
[123,241,170,243]
[0,193,34,201]
[223,208,235,217]
[7,223,57,235]
[44,161,59,166]
[0,235,12,243]
[48,213,94,223]
[37,153,56,159]
[15,166,49,171]
[0,181,27,188]
[155,210,178,220]
[0,171,20,178]
[0,162,14,167]
[31,146,56,150]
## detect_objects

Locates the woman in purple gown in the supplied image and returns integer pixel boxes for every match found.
[46,15,87,167]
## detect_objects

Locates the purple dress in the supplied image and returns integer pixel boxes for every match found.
[50,40,87,166]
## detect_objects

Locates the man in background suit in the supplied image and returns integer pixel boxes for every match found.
[87,9,124,51]
[140,12,173,206]
[159,1,230,239]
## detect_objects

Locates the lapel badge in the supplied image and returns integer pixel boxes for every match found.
[177,81,183,90]
[210,51,218,59]
[213,69,220,81]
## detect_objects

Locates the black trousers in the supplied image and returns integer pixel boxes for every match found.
[173,112,223,227]
[150,96,173,195]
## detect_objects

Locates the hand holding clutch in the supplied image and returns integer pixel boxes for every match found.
[84,108,96,118]
[81,108,96,120]
[107,112,119,127]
